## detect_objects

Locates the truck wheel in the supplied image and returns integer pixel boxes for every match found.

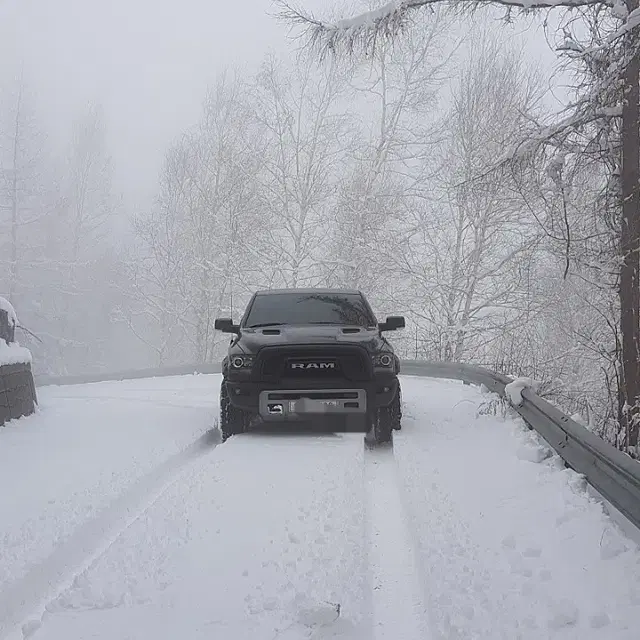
[373,385,402,443]
[220,381,251,442]
[392,384,402,430]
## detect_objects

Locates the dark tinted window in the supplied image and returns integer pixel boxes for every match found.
[244,293,376,327]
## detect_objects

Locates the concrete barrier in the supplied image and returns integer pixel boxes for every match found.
[0,362,37,426]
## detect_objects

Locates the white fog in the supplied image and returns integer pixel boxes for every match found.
[2,2,640,638]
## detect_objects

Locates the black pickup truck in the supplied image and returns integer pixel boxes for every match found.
[214,288,405,445]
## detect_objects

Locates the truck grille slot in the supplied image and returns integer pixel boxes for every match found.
[268,391,359,401]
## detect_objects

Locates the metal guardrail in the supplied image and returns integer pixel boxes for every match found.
[34,359,640,531]
[34,364,222,387]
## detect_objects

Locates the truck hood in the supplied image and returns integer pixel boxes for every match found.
[235,325,386,354]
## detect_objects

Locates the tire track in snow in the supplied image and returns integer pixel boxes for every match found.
[364,441,433,640]
[0,428,221,640]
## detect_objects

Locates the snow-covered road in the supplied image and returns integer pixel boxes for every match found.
[1,374,639,639]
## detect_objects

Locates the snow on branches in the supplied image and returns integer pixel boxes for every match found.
[278,1,413,57]
[278,0,616,57]
[0,297,31,365]
[0,297,18,333]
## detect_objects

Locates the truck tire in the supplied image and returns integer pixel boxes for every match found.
[220,380,252,442]
[392,384,402,430]
[373,385,402,443]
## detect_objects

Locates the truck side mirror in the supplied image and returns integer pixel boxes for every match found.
[215,317,240,334]
[379,316,405,332]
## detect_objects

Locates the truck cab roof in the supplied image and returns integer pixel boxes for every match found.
[253,288,363,297]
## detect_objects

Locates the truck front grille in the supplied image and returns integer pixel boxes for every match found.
[259,346,371,382]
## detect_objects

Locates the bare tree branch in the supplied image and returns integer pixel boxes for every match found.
[277,0,612,57]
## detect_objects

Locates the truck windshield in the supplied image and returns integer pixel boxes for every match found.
[245,293,376,328]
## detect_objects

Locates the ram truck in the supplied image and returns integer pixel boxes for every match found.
[214,289,405,444]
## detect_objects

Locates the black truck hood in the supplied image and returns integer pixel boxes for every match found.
[235,325,386,354]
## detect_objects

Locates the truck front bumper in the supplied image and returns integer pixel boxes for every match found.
[224,375,398,419]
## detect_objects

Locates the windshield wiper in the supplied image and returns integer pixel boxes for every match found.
[247,322,288,329]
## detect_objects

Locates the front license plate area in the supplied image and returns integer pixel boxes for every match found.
[260,389,366,418]
[290,398,341,413]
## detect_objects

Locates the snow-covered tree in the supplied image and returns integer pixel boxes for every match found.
[388,31,543,361]
[32,104,118,374]
[280,0,640,452]
[132,73,266,363]
[0,75,51,304]
[252,54,351,287]
[326,9,451,309]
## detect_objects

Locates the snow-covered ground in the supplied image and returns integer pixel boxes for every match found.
[395,377,640,639]
[0,375,217,637]
[1,374,639,640]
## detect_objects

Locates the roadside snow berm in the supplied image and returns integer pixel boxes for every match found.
[0,297,37,426]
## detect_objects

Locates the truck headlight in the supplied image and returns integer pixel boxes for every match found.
[373,353,393,367]
[231,355,254,369]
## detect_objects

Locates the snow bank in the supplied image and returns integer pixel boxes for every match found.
[505,376,539,407]
[0,341,32,365]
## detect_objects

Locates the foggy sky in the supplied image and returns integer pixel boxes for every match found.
[1,0,560,224]
[1,0,312,213]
